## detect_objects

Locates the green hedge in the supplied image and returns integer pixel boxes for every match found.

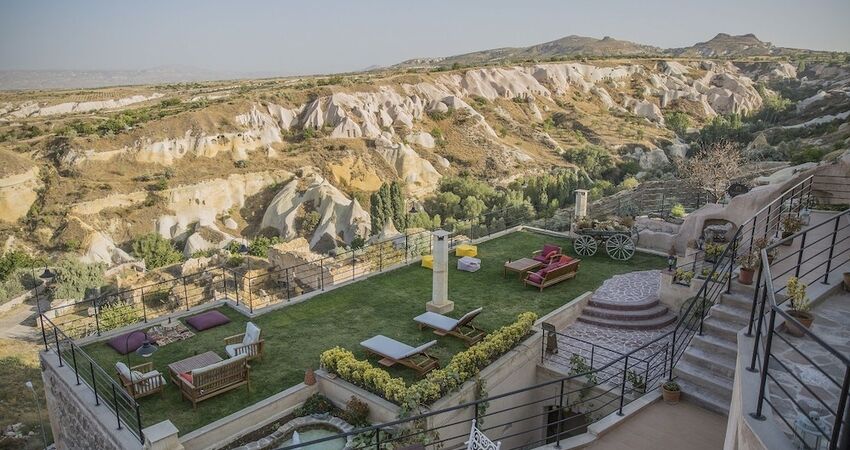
[321,312,537,412]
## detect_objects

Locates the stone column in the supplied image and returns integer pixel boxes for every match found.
[426,230,454,313]
[574,189,589,219]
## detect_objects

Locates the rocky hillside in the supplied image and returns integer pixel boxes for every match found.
[1,53,849,270]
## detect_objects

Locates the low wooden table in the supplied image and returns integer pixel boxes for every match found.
[503,258,543,279]
[167,351,222,385]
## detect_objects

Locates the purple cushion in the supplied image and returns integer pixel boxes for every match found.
[532,255,549,263]
[108,332,154,355]
[186,310,231,331]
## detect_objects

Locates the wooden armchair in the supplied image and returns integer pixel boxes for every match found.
[115,361,166,400]
[224,322,264,361]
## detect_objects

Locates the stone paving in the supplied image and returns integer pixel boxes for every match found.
[545,270,674,386]
[590,270,661,305]
[766,290,850,442]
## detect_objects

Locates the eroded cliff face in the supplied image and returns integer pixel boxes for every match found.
[0,167,41,223]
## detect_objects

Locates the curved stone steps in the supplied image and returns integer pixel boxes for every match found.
[581,304,670,321]
[576,313,678,330]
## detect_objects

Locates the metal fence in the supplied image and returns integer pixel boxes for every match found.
[746,208,850,450]
[40,314,144,443]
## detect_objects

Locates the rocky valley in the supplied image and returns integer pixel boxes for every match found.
[0,34,849,302]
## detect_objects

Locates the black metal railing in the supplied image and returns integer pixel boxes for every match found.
[273,175,820,450]
[747,209,850,450]
[40,314,144,443]
[40,206,540,338]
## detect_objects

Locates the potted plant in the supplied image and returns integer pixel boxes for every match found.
[704,243,726,263]
[784,277,814,337]
[667,203,686,224]
[781,215,803,245]
[753,237,777,264]
[674,269,694,286]
[662,380,681,404]
[737,251,760,285]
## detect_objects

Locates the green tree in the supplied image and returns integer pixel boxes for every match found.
[563,145,615,179]
[389,181,407,231]
[370,189,386,235]
[132,233,183,269]
[461,196,486,220]
[51,259,105,300]
[248,236,280,258]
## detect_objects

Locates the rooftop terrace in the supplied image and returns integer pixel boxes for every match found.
[80,230,664,434]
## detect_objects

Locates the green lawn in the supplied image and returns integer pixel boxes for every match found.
[83,230,664,434]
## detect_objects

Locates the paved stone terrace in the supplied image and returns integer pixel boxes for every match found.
[546,270,674,385]
[767,290,850,442]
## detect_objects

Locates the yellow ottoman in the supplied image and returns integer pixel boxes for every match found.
[421,255,434,269]
[455,244,478,257]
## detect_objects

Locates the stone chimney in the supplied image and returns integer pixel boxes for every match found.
[574,189,589,219]
[426,230,454,313]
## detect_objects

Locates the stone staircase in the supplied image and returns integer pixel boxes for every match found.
[674,281,754,414]
[578,297,678,330]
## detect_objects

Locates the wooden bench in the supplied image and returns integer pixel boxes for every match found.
[178,354,250,410]
[524,258,581,291]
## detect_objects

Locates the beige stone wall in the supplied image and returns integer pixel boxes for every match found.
[40,352,142,450]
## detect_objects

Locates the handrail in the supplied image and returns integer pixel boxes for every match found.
[748,208,850,450]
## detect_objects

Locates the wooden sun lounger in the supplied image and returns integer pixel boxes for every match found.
[360,335,440,376]
[413,307,486,346]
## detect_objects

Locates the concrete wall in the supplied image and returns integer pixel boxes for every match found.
[315,370,401,424]
[180,383,317,450]
[40,351,142,450]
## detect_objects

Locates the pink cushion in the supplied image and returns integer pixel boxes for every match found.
[179,372,193,384]
[107,332,154,355]
[527,270,545,284]
[185,310,231,331]
[533,255,550,263]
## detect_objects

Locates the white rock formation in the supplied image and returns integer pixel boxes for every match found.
[405,131,436,149]
[3,94,164,118]
[260,173,370,250]
[373,135,442,195]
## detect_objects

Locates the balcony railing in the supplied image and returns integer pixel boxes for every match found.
[747,208,850,450]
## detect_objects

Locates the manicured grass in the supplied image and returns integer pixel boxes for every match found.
[83,231,664,434]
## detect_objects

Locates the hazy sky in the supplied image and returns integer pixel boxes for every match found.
[1,0,849,75]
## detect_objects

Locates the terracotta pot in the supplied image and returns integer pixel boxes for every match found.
[662,386,681,404]
[784,310,814,337]
[738,268,755,285]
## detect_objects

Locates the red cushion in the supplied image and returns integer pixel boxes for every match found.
[541,244,559,258]
[185,310,231,331]
[180,372,193,384]
[558,255,574,264]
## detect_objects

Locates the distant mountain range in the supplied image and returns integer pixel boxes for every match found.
[391,33,842,69]
[1,34,843,91]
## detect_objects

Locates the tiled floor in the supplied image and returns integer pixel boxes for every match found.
[585,400,727,450]
[766,290,850,441]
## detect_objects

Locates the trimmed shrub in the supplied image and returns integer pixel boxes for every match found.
[132,234,183,269]
[320,312,538,412]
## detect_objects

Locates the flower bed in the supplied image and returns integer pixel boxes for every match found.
[320,312,538,412]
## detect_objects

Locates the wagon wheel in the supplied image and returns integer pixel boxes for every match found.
[574,234,598,257]
[606,233,635,260]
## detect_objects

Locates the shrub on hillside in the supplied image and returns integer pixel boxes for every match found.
[50,259,105,300]
[664,112,691,136]
[132,234,183,269]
